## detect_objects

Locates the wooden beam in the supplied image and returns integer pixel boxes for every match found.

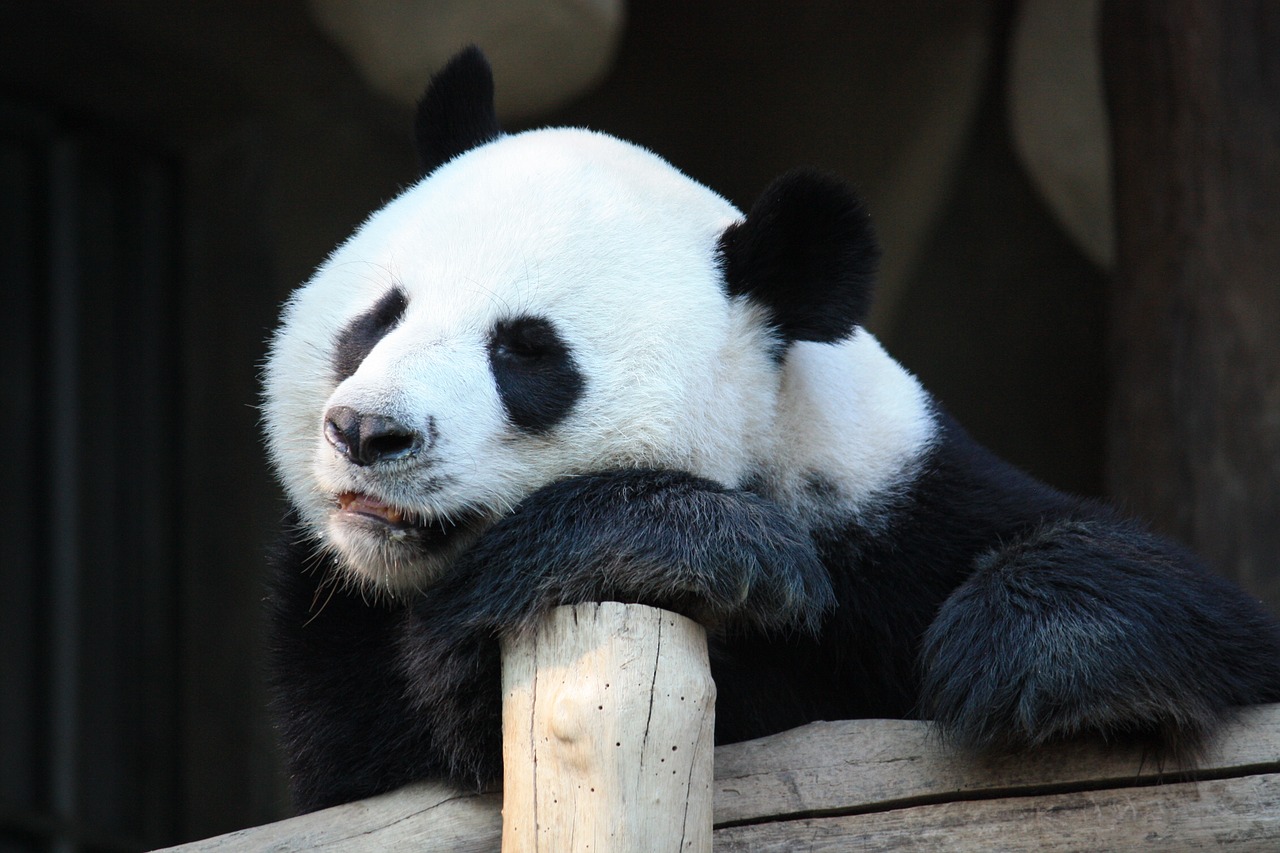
[149,783,502,852]
[156,704,1280,851]
[714,773,1280,851]
[713,703,1280,826]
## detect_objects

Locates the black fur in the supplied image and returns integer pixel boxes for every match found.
[922,517,1280,754]
[332,286,407,382]
[269,540,440,810]
[488,316,584,433]
[414,46,502,175]
[719,169,879,350]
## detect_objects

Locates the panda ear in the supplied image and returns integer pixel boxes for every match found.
[719,170,879,346]
[414,46,503,175]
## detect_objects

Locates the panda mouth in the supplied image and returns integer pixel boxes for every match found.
[335,491,478,549]
[337,492,413,526]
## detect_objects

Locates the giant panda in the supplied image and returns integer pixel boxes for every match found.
[262,47,1280,812]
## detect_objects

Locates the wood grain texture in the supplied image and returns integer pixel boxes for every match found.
[152,784,502,852]
[500,603,715,853]
[713,703,1280,826]
[714,773,1280,851]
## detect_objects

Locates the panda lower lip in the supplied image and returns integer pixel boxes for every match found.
[337,492,412,526]
[335,492,477,547]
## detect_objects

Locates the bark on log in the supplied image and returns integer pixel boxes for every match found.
[500,602,715,853]
[1100,0,1280,613]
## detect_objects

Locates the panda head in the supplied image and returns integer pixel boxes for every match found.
[262,47,879,595]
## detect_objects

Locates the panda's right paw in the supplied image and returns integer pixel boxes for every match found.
[920,519,1280,759]
[438,469,835,634]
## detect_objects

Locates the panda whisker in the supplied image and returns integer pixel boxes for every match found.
[302,580,339,626]
[331,258,402,290]
[461,276,513,316]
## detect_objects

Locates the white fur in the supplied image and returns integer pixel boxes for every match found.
[262,127,935,593]
[766,332,936,526]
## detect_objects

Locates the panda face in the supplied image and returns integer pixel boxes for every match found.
[262,128,782,594]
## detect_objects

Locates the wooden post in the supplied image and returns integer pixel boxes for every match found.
[1100,0,1280,613]
[500,602,715,852]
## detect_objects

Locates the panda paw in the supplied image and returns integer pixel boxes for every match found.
[920,520,1280,758]
[435,468,834,634]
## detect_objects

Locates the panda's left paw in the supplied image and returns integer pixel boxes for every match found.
[432,468,833,634]
[920,520,1280,758]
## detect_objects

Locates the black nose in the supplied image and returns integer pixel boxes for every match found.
[324,406,424,466]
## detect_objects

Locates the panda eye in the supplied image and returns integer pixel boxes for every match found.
[490,316,567,361]
[488,315,584,433]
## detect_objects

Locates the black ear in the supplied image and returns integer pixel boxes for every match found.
[414,46,503,175]
[719,170,879,347]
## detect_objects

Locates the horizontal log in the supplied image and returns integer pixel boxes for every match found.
[713,702,1280,826]
[156,703,1280,851]
[714,773,1280,851]
[154,784,501,852]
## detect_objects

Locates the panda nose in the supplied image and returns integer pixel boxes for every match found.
[323,406,424,466]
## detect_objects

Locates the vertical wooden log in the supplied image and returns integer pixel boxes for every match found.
[1101,1,1280,612]
[500,602,715,853]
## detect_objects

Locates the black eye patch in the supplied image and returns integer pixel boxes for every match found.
[488,315,584,433]
[332,287,408,381]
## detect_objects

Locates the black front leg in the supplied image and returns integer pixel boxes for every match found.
[921,519,1280,757]
[268,533,444,812]
[398,468,832,788]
